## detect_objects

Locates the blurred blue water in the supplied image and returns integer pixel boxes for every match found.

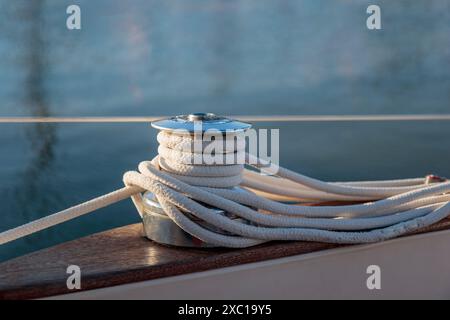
[0,0,449,262]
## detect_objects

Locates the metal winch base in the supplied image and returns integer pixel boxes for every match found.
[141,190,251,248]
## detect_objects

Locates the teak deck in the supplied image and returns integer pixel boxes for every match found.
[1,215,450,300]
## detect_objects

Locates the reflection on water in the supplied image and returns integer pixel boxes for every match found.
[0,0,449,262]
[5,1,59,223]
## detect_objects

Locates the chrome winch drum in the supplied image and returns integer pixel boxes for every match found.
[141,188,254,248]
[141,113,252,248]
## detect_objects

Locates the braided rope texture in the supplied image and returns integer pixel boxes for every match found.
[1,131,449,247]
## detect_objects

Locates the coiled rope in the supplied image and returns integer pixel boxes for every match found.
[0,131,449,247]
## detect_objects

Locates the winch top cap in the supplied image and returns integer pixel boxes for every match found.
[151,113,252,133]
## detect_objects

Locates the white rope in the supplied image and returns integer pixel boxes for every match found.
[0,131,449,247]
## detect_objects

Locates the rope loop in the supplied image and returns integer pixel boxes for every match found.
[120,133,450,247]
[1,131,449,247]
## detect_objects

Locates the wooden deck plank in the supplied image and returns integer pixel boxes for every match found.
[1,217,450,300]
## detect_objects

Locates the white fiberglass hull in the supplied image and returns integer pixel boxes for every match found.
[49,229,450,300]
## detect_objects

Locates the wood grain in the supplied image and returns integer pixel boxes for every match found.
[1,214,450,300]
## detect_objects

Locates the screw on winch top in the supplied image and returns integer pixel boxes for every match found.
[151,113,252,133]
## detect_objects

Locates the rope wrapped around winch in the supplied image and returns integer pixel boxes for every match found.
[122,131,450,248]
[1,130,449,247]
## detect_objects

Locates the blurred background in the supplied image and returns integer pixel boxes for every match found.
[0,0,449,262]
